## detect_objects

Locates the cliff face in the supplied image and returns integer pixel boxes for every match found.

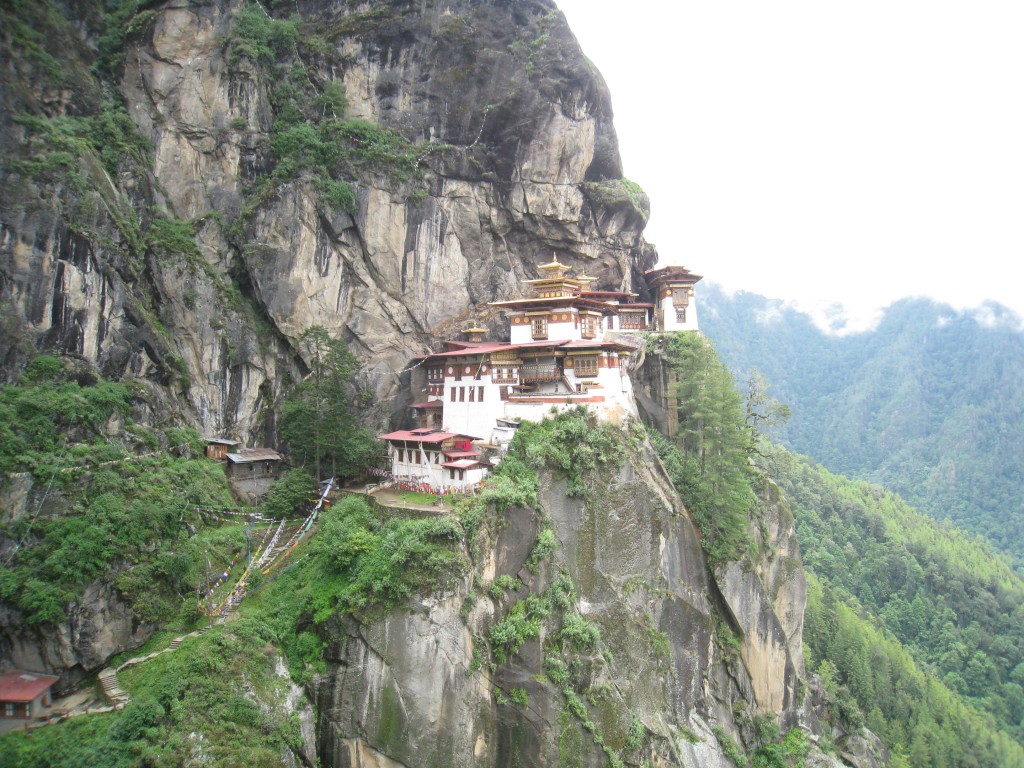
[310,442,839,767]
[1,0,652,441]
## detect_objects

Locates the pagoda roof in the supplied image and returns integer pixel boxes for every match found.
[644,265,703,284]
[0,670,60,702]
[443,450,480,459]
[561,339,636,352]
[205,437,241,446]
[578,290,637,299]
[430,342,512,358]
[538,254,570,273]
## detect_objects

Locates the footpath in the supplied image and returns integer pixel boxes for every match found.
[13,479,335,734]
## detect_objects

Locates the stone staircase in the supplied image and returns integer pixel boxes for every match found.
[97,668,130,706]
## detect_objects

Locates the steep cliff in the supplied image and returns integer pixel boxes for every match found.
[306,420,849,767]
[1,0,653,442]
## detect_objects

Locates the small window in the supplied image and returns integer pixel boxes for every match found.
[581,315,597,339]
[479,385,484,401]
[398,449,404,463]
[531,316,548,340]
[459,387,465,402]
[450,387,456,402]
[469,387,475,402]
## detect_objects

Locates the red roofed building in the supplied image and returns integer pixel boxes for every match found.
[378,429,488,492]
[0,670,59,719]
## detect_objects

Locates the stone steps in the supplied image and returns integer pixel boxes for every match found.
[97,668,131,705]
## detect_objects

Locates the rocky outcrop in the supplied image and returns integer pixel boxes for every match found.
[715,477,807,722]
[310,441,831,767]
[0,579,151,693]
[1,0,653,442]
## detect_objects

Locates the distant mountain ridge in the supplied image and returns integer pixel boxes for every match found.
[700,282,1024,567]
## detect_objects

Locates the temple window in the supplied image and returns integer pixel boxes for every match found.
[581,314,597,339]
[574,356,599,377]
[531,316,548,340]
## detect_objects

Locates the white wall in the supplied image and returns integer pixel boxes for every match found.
[660,294,700,332]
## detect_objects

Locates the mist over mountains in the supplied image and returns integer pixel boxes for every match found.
[700,282,1024,567]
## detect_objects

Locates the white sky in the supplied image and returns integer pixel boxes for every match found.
[556,0,1024,324]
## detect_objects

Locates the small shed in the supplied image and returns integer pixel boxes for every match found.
[225,448,283,480]
[205,437,241,461]
[0,670,60,719]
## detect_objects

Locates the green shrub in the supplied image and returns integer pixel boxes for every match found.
[489,593,551,663]
[508,687,529,707]
[526,526,557,571]
[559,612,600,651]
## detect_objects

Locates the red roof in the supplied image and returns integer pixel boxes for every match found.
[0,670,60,702]
[442,459,486,469]
[378,430,480,443]
[409,400,444,409]
[427,343,517,358]
[443,450,480,459]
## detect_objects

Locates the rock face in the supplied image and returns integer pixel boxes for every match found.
[310,444,832,767]
[0,579,151,693]
[1,0,653,441]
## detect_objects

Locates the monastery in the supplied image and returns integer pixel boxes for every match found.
[378,258,702,493]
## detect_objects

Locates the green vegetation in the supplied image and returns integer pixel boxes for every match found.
[259,468,317,518]
[279,326,380,482]
[509,407,626,497]
[652,333,756,565]
[768,448,1024,763]
[0,623,302,768]
[700,287,1024,568]
[145,217,201,263]
[224,2,437,222]
[9,100,151,193]
[307,495,468,621]
[580,178,650,221]
[805,572,1024,768]
[0,356,241,625]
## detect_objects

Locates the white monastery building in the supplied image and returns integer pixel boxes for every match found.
[377,257,702,492]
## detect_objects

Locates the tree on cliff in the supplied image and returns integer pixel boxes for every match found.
[279,326,378,482]
[652,333,756,565]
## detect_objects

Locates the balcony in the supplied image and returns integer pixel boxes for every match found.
[519,365,561,383]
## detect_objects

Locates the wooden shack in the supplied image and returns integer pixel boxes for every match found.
[205,437,241,461]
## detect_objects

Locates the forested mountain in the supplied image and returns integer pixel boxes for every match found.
[768,448,1024,762]
[652,333,1024,767]
[700,283,1024,567]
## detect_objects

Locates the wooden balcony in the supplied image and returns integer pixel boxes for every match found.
[519,365,561,383]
